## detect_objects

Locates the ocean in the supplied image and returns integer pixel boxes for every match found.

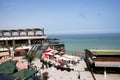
[48,33,120,55]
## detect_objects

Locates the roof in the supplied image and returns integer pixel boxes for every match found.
[0,28,43,32]
[95,61,120,68]
[86,49,120,55]
[12,69,38,79]
[0,60,17,74]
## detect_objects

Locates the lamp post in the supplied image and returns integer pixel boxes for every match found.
[104,67,107,80]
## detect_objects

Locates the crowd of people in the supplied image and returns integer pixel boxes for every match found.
[39,48,81,72]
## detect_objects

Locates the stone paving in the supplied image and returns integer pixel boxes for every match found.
[14,57,120,80]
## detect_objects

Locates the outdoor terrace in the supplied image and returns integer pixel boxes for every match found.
[90,49,120,55]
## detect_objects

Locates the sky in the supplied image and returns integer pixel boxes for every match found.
[0,0,120,34]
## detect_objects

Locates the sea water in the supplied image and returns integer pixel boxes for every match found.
[48,33,120,55]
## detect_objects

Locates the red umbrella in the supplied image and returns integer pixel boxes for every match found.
[50,57,56,61]
[44,50,51,53]
[43,54,49,58]
[58,59,63,63]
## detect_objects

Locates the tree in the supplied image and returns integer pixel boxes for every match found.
[24,50,37,69]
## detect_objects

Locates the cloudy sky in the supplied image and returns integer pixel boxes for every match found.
[0,0,120,34]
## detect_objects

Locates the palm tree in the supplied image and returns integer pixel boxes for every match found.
[0,43,20,58]
[24,50,37,69]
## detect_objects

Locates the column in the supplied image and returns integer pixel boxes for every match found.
[2,31,4,36]
[18,31,20,36]
[5,40,8,46]
[26,31,28,36]
[28,39,31,45]
[12,40,15,46]
[34,30,36,36]
[10,31,12,36]
[42,28,44,35]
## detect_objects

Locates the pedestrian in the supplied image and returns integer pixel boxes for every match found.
[77,72,80,80]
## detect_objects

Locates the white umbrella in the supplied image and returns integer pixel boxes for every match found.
[54,55,61,58]
[45,52,53,55]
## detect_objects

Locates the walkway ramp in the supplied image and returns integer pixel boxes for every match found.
[35,43,49,58]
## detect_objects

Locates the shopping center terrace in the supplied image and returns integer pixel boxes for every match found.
[0,28,47,46]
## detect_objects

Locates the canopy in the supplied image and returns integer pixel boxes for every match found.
[54,55,61,58]
[0,52,10,57]
[0,60,16,74]
[45,52,53,55]
[58,59,63,63]
[58,57,70,61]
[50,57,56,61]
[12,69,38,79]
[14,49,25,53]
[44,49,55,55]
[44,49,51,53]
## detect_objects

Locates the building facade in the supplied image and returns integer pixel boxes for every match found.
[0,28,47,46]
[85,49,120,73]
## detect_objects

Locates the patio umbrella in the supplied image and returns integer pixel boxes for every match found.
[12,69,38,79]
[0,60,17,74]
[58,59,63,63]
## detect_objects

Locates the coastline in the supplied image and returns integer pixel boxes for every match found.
[48,33,120,54]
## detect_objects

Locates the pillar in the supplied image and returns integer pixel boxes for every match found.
[5,40,8,46]
[2,31,4,36]
[33,30,36,36]
[12,40,15,46]
[18,31,20,36]
[42,28,44,35]
[10,31,12,36]
[26,31,28,36]
[28,39,31,45]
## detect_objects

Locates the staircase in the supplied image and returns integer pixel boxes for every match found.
[35,42,50,58]
[27,42,50,58]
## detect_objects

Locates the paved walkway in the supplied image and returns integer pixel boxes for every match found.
[94,73,120,80]
[13,57,120,80]
[40,60,94,80]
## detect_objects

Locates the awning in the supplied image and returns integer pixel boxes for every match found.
[95,61,120,68]
[12,69,38,79]
[0,52,10,57]
[14,49,25,53]
[0,60,16,74]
